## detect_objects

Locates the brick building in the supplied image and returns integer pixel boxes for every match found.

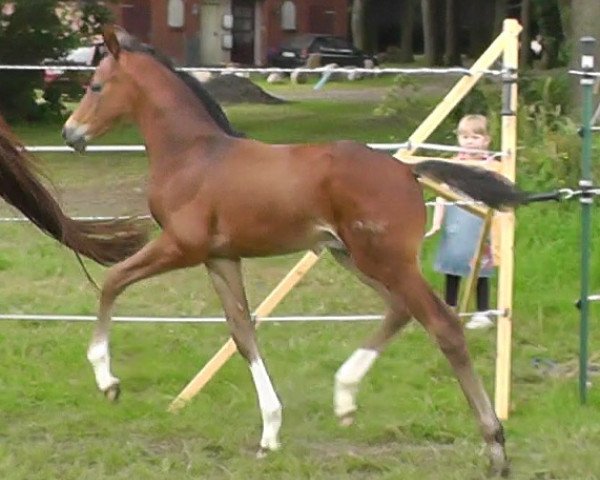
[110,0,349,66]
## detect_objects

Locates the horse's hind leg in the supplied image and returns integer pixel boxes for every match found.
[205,258,282,457]
[397,267,509,476]
[329,249,412,426]
[88,234,191,401]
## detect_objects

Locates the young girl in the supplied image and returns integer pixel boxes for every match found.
[425,114,496,329]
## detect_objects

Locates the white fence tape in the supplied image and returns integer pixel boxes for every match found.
[0,309,502,323]
[24,142,504,157]
[0,64,506,76]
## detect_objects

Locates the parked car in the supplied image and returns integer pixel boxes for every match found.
[268,34,377,69]
[43,43,105,99]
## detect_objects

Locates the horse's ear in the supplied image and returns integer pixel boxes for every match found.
[103,25,121,60]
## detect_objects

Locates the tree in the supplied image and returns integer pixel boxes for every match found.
[519,0,532,66]
[493,0,508,37]
[421,0,443,65]
[398,0,415,63]
[0,0,114,120]
[351,0,367,51]
[444,0,459,65]
[570,0,600,107]
[0,0,72,119]
[534,0,564,69]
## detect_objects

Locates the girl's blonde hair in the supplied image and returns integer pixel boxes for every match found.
[457,114,489,136]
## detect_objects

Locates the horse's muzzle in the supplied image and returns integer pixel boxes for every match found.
[62,124,88,153]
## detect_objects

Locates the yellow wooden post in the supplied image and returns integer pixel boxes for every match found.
[459,210,493,315]
[495,18,521,420]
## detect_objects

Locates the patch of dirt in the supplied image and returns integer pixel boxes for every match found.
[0,180,149,220]
[203,75,286,105]
[56,181,148,217]
[306,440,456,459]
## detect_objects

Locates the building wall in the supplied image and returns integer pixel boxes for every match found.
[110,0,200,66]
[110,0,349,66]
[259,0,349,65]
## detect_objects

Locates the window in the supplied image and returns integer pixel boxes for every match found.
[167,0,184,28]
[281,1,296,31]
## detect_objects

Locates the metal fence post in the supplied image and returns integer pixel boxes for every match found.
[578,36,596,404]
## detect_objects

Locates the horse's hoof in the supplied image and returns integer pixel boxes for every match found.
[488,443,510,477]
[256,447,269,459]
[488,458,510,477]
[489,463,510,478]
[339,414,354,427]
[104,383,121,402]
[255,438,281,459]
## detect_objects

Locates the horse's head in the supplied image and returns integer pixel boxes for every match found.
[63,25,139,153]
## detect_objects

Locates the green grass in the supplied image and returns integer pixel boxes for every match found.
[1,97,600,479]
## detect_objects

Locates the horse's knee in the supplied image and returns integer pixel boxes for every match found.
[231,330,258,362]
[101,265,127,302]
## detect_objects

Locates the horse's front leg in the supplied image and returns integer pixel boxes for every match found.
[206,258,282,457]
[88,234,191,400]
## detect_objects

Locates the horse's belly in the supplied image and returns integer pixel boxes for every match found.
[208,221,343,258]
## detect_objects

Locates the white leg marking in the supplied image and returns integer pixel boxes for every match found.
[250,358,282,451]
[334,348,379,418]
[87,340,119,392]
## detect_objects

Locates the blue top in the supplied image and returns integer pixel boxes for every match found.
[434,204,494,278]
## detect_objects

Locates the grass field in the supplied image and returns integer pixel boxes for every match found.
[1,94,600,479]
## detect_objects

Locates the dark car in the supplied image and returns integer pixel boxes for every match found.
[268,34,376,69]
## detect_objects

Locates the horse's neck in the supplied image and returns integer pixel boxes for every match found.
[137,99,226,167]
[132,67,226,160]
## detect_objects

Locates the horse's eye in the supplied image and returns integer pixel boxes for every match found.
[90,83,102,93]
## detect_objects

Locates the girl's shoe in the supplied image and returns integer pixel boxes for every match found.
[466,313,494,330]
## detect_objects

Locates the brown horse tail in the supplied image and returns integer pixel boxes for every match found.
[412,160,528,210]
[0,130,148,266]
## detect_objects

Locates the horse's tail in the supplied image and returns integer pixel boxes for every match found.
[412,160,528,210]
[0,129,148,266]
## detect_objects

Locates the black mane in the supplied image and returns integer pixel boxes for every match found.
[122,43,245,138]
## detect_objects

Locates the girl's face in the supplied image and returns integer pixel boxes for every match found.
[457,129,490,156]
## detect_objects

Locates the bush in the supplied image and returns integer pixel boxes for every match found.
[0,0,114,121]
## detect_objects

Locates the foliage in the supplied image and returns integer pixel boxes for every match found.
[0,0,114,121]
[532,0,566,68]
[373,75,424,117]
[0,0,71,120]
[517,73,582,190]
[77,0,116,39]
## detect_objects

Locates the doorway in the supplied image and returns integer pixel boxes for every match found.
[200,3,222,65]
[231,0,255,64]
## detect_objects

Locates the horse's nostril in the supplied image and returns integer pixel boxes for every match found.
[61,127,68,140]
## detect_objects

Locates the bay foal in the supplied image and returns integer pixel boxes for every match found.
[63,26,525,475]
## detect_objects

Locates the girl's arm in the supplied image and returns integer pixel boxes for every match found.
[425,197,445,237]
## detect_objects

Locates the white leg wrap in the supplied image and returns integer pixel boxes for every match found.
[87,340,119,392]
[334,348,379,418]
[250,358,282,451]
